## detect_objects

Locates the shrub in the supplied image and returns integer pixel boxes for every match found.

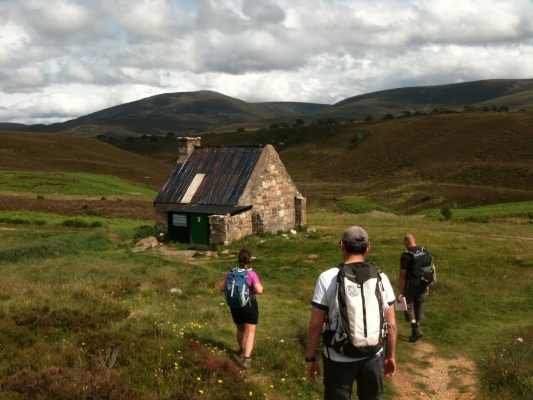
[36,195,45,200]
[4,218,28,225]
[349,130,365,148]
[440,205,452,220]
[134,225,165,240]
[62,219,90,228]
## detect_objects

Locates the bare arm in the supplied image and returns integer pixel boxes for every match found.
[306,306,326,384]
[398,269,407,300]
[253,282,264,294]
[219,279,226,293]
[383,306,397,378]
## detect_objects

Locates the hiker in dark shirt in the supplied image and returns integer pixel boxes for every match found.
[397,234,430,342]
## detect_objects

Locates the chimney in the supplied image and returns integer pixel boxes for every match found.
[177,136,201,163]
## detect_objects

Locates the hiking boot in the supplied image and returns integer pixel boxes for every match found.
[409,326,423,342]
[242,357,252,370]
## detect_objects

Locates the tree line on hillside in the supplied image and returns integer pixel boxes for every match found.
[93,104,525,144]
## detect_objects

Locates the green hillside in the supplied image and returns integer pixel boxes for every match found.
[115,111,533,213]
[0,131,171,191]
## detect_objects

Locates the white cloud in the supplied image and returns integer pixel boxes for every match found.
[0,0,532,124]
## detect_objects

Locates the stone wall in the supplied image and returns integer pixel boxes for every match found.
[209,211,253,245]
[295,192,307,227]
[242,145,306,233]
[155,204,171,227]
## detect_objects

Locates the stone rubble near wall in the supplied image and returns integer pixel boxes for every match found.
[132,236,159,252]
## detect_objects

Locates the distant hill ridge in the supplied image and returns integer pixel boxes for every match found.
[1,78,532,137]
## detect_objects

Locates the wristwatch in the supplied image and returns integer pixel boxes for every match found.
[305,356,316,362]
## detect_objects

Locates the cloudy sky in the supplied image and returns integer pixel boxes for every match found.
[1,0,532,125]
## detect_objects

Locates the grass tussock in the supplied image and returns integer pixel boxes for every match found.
[480,325,533,399]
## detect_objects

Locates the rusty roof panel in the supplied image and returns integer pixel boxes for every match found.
[155,146,264,205]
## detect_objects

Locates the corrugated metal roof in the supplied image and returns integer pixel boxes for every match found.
[155,145,264,205]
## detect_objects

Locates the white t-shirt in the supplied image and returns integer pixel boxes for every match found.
[311,264,396,362]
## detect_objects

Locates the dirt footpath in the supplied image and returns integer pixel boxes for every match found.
[391,341,479,399]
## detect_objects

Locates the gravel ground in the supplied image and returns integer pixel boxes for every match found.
[391,341,479,399]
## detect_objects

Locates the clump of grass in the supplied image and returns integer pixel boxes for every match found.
[134,225,166,240]
[480,325,533,399]
[58,217,104,228]
[0,217,30,225]
[2,366,137,399]
[0,243,75,263]
[62,218,91,228]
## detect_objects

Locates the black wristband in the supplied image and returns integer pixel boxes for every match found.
[305,356,316,362]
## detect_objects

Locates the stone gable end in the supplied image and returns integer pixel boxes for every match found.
[239,144,305,233]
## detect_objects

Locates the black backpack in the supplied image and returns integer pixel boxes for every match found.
[405,248,435,287]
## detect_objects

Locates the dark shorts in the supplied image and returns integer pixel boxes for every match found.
[404,285,427,322]
[230,300,259,325]
[323,352,384,400]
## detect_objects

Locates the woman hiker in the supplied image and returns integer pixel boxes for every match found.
[219,249,263,369]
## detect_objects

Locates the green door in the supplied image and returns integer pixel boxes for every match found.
[190,214,209,245]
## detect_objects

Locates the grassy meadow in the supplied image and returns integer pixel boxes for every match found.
[0,204,532,399]
[1,119,532,398]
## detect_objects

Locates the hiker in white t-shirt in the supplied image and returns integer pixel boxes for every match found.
[306,226,397,400]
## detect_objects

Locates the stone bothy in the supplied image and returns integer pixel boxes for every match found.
[154,137,306,246]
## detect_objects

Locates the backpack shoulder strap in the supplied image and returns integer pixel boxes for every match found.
[328,264,345,323]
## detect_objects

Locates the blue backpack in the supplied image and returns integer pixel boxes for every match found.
[225,268,251,307]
